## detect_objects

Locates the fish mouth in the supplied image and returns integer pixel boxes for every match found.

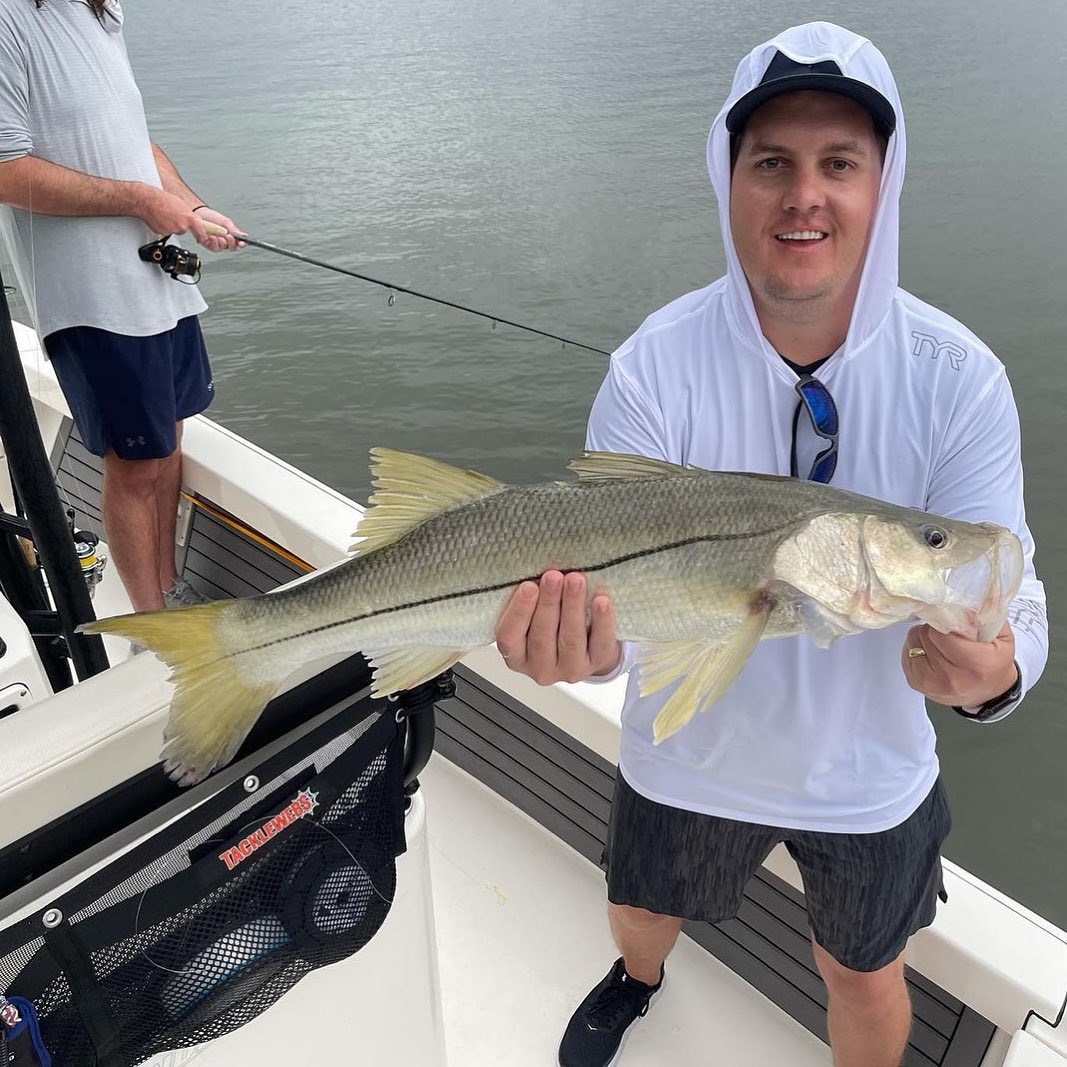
[920,531,1023,640]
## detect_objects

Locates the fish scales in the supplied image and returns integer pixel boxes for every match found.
[223,474,819,662]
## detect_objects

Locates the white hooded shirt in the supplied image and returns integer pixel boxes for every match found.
[586,22,1048,833]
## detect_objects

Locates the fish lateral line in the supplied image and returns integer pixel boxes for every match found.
[227,522,799,660]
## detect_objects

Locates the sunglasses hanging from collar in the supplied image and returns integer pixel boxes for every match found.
[791,374,839,484]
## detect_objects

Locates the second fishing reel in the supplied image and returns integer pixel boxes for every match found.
[67,509,106,597]
[138,236,201,283]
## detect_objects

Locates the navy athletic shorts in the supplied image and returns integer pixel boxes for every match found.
[45,316,214,460]
[603,773,951,972]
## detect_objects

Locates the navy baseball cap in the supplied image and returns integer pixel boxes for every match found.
[726,51,896,140]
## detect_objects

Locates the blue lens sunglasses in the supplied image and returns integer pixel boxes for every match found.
[791,374,839,484]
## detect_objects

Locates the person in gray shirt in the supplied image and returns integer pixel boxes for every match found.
[0,0,241,616]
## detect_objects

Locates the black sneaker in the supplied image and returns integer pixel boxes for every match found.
[558,957,664,1067]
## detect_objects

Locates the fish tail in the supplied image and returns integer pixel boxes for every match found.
[79,602,278,786]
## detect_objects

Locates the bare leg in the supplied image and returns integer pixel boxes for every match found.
[157,423,183,594]
[102,451,166,613]
[813,940,911,1067]
[608,903,684,985]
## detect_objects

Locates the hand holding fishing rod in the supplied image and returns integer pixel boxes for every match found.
[134,187,244,252]
[190,208,244,252]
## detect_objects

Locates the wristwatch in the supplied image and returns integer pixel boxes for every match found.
[951,662,1022,722]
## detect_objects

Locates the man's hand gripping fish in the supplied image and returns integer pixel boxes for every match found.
[80,449,1023,786]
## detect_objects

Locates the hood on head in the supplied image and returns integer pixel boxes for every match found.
[707,22,905,364]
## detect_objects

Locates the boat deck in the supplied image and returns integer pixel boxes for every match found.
[423,754,830,1065]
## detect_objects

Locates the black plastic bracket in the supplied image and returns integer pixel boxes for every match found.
[398,670,454,794]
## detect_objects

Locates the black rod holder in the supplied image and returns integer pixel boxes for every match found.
[398,670,453,793]
[0,273,108,681]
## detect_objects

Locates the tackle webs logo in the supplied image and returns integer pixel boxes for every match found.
[218,788,319,872]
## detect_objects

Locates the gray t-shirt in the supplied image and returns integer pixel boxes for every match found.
[0,0,206,338]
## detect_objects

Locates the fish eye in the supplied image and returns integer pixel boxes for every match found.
[922,525,948,549]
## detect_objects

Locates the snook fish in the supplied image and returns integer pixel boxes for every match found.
[81,449,1023,786]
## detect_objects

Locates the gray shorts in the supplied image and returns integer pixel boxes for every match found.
[603,774,951,973]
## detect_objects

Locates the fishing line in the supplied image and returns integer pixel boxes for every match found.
[230,232,612,357]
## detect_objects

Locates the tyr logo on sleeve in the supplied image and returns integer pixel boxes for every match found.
[911,331,968,371]
[218,788,320,872]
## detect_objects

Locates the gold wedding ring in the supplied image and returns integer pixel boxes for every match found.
[907,647,927,658]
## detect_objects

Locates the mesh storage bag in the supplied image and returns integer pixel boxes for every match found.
[0,702,406,1066]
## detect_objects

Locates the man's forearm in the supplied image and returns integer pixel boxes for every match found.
[0,154,149,219]
[151,143,200,206]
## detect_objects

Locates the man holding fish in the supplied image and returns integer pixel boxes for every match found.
[495,21,1049,1067]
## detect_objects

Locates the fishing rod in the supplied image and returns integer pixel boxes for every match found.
[172,222,613,357]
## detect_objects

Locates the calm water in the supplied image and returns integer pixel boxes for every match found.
[14,0,1067,924]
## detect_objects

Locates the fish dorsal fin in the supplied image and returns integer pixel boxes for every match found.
[350,448,505,555]
[568,451,696,482]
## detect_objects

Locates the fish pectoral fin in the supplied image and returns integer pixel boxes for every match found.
[366,644,469,698]
[349,448,506,554]
[641,608,770,745]
[568,451,697,482]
